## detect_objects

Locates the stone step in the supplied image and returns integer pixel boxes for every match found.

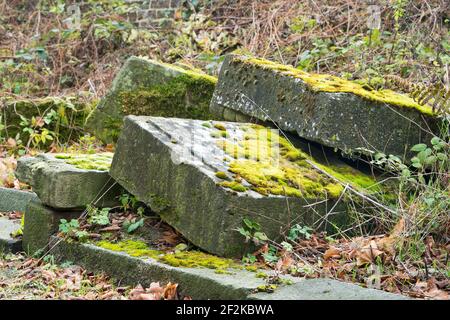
[51,237,408,300]
[15,153,122,209]
[0,187,38,212]
[110,116,389,257]
[210,54,440,161]
[85,56,219,144]
[0,217,22,253]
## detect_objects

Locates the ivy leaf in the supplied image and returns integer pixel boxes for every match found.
[253,232,268,242]
[411,143,427,152]
[127,218,144,233]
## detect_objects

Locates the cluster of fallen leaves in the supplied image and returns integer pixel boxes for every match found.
[0,155,19,188]
[0,253,185,300]
[255,221,449,300]
[129,283,189,300]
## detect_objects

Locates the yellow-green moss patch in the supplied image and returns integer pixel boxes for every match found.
[215,171,229,180]
[216,125,379,199]
[219,181,247,192]
[54,153,113,171]
[96,239,162,258]
[96,240,240,270]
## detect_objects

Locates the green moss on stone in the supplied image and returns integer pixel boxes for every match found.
[117,72,216,120]
[96,239,239,270]
[245,265,258,272]
[219,181,247,192]
[215,125,380,199]
[215,171,229,180]
[255,271,269,279]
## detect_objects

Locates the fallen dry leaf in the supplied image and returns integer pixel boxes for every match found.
[163,282,178,300]
[324,246,341,260]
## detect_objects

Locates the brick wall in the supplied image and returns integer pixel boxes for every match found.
[125,0,184,28]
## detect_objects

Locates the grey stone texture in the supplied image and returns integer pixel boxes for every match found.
[210,54,441,161]
[15,153,121,209]
[110,116,381,257]
[0,187,38,213]
[0,217,22,253]
[85,56,218,144]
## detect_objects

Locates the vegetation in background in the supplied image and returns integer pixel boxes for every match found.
[0,0,448,300]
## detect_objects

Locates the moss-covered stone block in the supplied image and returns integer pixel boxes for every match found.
[85,56,219,144]
[210,54,441,161]
[22,200,80,255]
[110,116,386,257]
[15,152,122,209]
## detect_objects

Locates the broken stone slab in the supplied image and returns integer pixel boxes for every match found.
[85,56,219,144]
[0,187,38,212]
[15,152,122,209]
[51,237,408,300]
[22,200,80,255]
[110,116,386,257]
[210,54,441,161]
[0,217,22,253]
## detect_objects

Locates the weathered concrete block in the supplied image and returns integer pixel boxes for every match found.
[0,187,38,212]
[110,116,383,257]
[210,54,441,160]
[0,217,22,253]
[15,153,122,209]
[85,56,218,143]
[22,200,80,255]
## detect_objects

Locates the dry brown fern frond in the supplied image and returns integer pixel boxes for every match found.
[385,75,450,116]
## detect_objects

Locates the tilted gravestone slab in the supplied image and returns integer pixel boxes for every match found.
[85,56,218,143]
[110,116,385,257]
[210,54,441,161]
[15,153,121,209]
